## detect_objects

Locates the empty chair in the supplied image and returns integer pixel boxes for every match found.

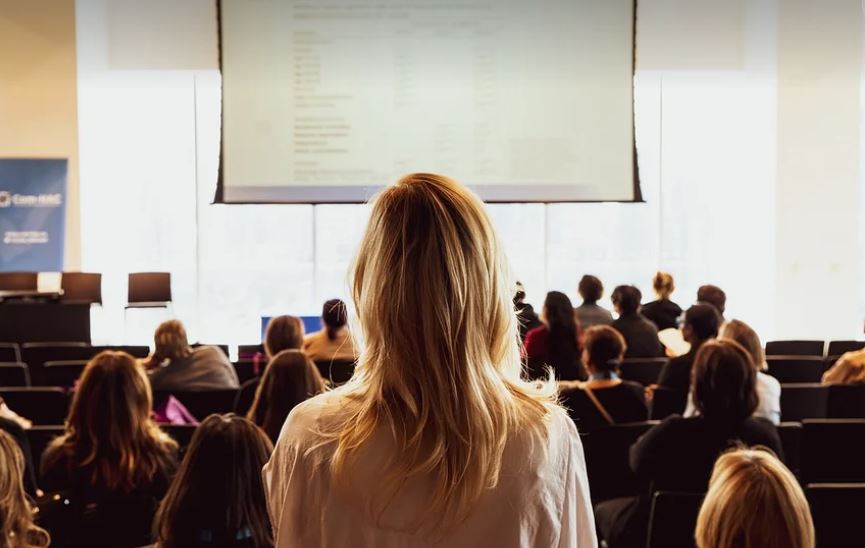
[777,422,803,479]
[0,272,38,291]
[827,383,865,418]
[60,272,102,304]
[0,342,21,362]
[806,483,865,548]
[43,360,88,388]
[801,419,865,484]
[21,342,95,386]
[765,340,825,357]
[827,340,865,357]
[95,345,150,358]
[232,359,263,384]
[151,389,238,421]
[0,387,69,425]
[766,356,827,383]
[314,359,356,386]
[619,358,668,386]
[646,491,704,548]
[582,421,657,502]
[0,362,30,387]
[780,383,828,421]
[650,385,686,420]
[238,343,265,359]
[126,272,171,307]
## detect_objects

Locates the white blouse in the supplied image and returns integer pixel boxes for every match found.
[263,392,597,548]
[684,371,782,425]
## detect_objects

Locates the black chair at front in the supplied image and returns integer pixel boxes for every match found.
[43,361,88,388]
[827,383,865,418]
[582,421,657,503]
[315,359,356,386]
[650,386,685,420]
[806,483,865,548]
[0,362,30,387]
[779,383,827,421]
[21,343,95,386]
[646,491,704,548]
[765,340,825,357]
[619,358,668,386]
[0,388,69,425]
[59,272,102,305]
[777,422,803,479]
[826,340,865,357]
[801,419,865,484]
[766,356,827,384]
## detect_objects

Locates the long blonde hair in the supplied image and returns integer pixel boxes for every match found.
[696,448,815,548]
[0,429,49,548]
[327,173,554,530]
[720,319,767,372]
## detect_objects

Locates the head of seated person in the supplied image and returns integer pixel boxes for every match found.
[0,429,49,547]
[719,319,766,372]
[154,414,274,548]
[696,448,814,548]
[146,319,192,367]
[582,325,626,383]
[653,271,676,301]
[697,284,727,317]
[264,315,304,358]
[682,303,722,350]
[611,285,642,317]
[321,298,349,340]
[691,340,758,424]
[578,274,604,305]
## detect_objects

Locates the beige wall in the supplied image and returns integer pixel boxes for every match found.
[0,0,80,269]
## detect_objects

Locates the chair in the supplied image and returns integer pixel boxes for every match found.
[827,340,865,357]
[126,272,171,308]
[0,362,30,387]
[827,384,865,418]
[779,383,827,421]
[582,421,657,502]
[152,389,238,421]
[766,356,827,383]
[26,425,65,478]
[777,422,802,479]
[646,491,704,548]
[234,377,260,416]
[315,359,356,386]
[801,419,865,483]
[59,272,102,304]
[238,344,264,359]
[765,340,825,357]
[0,272,38,291]
[0,342,21,362]
[806,483,865,548]
[619,358,668,386]
[95,345,150,358]
[160,424,198,452]
[650,386,686,420]
[233,359,264,384]
[21,343,95,386]
[43,361,88,388]
[0,388,69,425]
[192,343,230,358]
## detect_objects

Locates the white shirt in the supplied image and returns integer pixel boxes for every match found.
[263,392,597,548]
[684,371,782,425]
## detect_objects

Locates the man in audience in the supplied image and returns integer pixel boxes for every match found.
[144,319,239,391]
[513,281,542,340]
[698,284,727,318]
[610,285,664,358]
[574,274,614,328]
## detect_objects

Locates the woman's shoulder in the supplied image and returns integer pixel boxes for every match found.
[757,371,782,393]
[274,391,346,449]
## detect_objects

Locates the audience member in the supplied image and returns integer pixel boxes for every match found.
[264,174,596,546]
[514,281,542,340]
[153,414,274,548]
[247,349,325,443]
[574,274,613,328]
[525,291,587,381]
[0,429,49,548]
[595,339,782,547]
[303,299,358,363]
[145,320,239,391]
[41,351,178,547]
[696,448,814,548]
[822,321,865,384]
[264,315,305,358]
[656,303,722,412]
[640,271,683,331]
[610,285,664,358]
[0,417,38,497]
[559,326,647,431]
[697,284,727,318]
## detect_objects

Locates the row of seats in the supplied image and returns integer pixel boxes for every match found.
[620,356,837,385]
[765,339,865,358]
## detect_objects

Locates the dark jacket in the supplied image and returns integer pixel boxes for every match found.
[559,381,648,432]
[611,313,664,358]
[641,299,683,331]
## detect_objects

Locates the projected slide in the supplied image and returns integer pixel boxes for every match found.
[219,0,637,203]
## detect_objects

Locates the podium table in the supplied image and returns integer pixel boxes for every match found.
[0,294,90,343]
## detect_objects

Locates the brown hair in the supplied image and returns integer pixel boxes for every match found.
[152,319,192,363]
[264,315,304,358]
[720,319,767,372]
[247,350,325,443]
[153,414,274,548]
[583,326,626,373]
[578,275,604,303]
[691,340,759,422]
[43,351,176,492]
[0,430,49,547]
[696,448,815,548]
[653,271,675,299]
[322,299,349,341]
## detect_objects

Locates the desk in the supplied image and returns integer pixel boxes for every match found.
[0,302,90,343]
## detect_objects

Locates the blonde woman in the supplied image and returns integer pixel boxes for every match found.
[264,174,596,547]
[696,448,814,548]
[641,271,683,331]
[0,429,49,548]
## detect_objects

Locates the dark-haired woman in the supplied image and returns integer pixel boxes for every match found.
[524,291,587,381]
[153,414,274,548]
[303,299,358,362]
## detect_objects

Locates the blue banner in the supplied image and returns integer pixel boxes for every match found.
[0,159,68,272]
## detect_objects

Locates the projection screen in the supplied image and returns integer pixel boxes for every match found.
[217,0,639,203]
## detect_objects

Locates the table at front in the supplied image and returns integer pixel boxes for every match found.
[0,302,90,343]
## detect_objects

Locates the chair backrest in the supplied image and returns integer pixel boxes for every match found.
[0,272,38,291]
[21,343,95,386]
[233,377,260,416]
[765,340,825,357]
[646,491,704,548]
[192,343,229,358]
[159,424,198,452]
[25,425,65,480]
[60,272,102,304]
[777,422,803,479]
[127,272,171,305]
[233,359,263,384]
[0,387,69,425]
[0,342,21,362]
[43,360,88,388]
[806,483,865,548]
[152,389,238,422]
[766,356,827,383]
[619,358,668,386]
[314,359,356,386]
[827,340,865,357]
[801,419,865,483]
[93,345,150,359]
[780,383,828,421]
[0,362,30,387]
[238,344,264,359]
[650,386,686,420]
[827,383,865,418]
[582,420,658,502]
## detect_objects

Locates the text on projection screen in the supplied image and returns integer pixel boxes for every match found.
[219,0,636,203]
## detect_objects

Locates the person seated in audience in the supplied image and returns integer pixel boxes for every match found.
[303,299,358,363]
[822,320,865,384]
[41,351,178,547]
[559,326,647,431]
[247,349,325,444]
[513,281,541,341]
[153,414,274,548]
[610,285,664,358]
[696,448,814,548]
[685,319,781,424]
[655,303,722,412]
[640,271,683,331]
[0,417,39,497]
[574,274,613,328]
[594,339,782,548]
[264,174,596,546]
[525,291,587,381]
[0,429,50,548]
[0,397,32,430]
[697,284,727,318]
[145,319,239,391]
